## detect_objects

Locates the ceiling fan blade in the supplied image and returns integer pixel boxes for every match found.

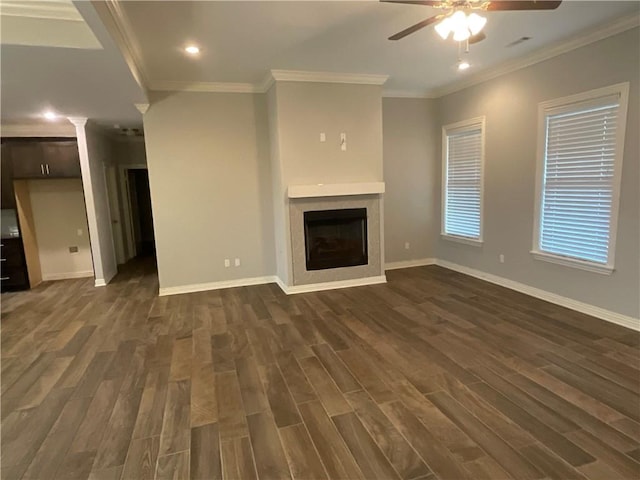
[389,15,441,40]
[469,31,486,44]
[380,1,442,6]
[486,1,562,11]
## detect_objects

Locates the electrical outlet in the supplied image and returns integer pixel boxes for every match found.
[499,254,505,263]
[77,229,83,236]
[69,246,79,253]
[234,258,241,267]
[224,259,230,268]
[320,132,326,142]
[404,242,410,250]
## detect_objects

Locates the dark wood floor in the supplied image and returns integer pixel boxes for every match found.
[2,259,639,480]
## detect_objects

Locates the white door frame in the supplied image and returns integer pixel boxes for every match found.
[105,165,126,264]
[119,164,148,261]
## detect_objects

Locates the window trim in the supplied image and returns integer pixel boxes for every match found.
[441,116,486,246]
[531,83,630,275]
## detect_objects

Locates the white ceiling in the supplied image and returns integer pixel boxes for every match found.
[0,0,102,49]
[1,1,637,129]
[119,0,640,95]
[0,1,146,128]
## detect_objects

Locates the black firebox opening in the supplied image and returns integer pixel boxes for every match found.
[304,208,368,271]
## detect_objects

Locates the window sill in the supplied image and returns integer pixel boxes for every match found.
[530,250,613,275]
[441,234,483,247]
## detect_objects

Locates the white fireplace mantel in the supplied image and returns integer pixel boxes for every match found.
[288,182,385,199]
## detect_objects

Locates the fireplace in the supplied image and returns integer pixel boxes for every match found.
[304,208,368,271]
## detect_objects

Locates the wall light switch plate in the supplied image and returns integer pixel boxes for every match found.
[224,259,230,268]
[234,258,241,267]
[340,133,347,151]
[320,132,326,142]
[404,242,410,250]
[77,229,83,236]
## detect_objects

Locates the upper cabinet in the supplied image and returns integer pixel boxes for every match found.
[8,141,44,178]
[41,141,82,177]
[7,139,81,179]
[1,143,16,208]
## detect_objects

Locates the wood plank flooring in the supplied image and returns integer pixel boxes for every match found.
[2,258,639,479]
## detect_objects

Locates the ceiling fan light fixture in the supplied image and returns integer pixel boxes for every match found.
[467,13,487,36]
[434,17,451,39]
[449,10,467,32]
[452,27,470,42]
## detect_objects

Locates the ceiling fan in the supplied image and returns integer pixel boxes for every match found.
[382,1,562,44]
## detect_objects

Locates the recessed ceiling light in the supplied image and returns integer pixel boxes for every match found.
[184,45,200,55]
[458,61,470,71]
[43,110,58,120]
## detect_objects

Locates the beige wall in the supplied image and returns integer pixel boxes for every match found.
[275,82,384,185]
[143,91,275,290]
[113,138,147,166]
[28,179,93,280]
[382,97,438,264]
[268,81,384,285]
[436,28,640,318]
[267,85,290,284]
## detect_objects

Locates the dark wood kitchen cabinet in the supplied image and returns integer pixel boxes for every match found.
[8,141,45,178]
[0,238,29,292]
[41,141,81,177]
[8,139,81,179]
[1,143,16,208]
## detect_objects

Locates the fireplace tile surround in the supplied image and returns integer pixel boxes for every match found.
[289,191,384,287]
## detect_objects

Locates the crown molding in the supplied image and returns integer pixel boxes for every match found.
[1,123,77,137]
[149,81,260,94]
[134,103,149,114]
[270,70,389,86]
[382,89,435,99]
[430,13,640,98]
[147,70,389,94]
[90,0,149,97]
[0,1,84,22]
[260,74,276,93]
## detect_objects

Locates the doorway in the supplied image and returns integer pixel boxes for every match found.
[120,165,156,261]
[128,169,155,256]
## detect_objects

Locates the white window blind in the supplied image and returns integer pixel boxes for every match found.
[444,126,483,240]
[540,95,620,265]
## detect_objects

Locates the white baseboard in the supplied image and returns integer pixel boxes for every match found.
[150,258,638,331]
[159,276,278,297]
[94,268,116,288]
[276,275,387,295]
[42,271,94,281]
[436,259,640,332]
[385,258,437,271]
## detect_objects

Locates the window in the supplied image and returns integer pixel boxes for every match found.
[442,117,485,245]
[533,83,629,274]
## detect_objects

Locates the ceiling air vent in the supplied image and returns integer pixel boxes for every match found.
[506,36,532,48]
[120,128,143,137]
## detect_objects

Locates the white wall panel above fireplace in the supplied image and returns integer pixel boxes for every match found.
[288,182,385,199]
